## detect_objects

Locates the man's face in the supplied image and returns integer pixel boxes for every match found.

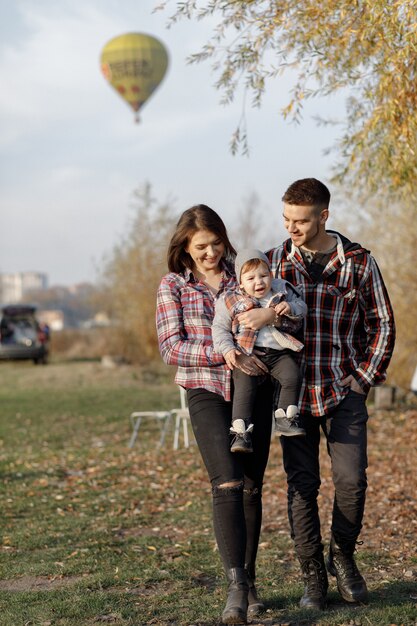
[283,203,328,249]
[240,262,272,299]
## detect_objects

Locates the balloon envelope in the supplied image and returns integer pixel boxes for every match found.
[100,33,169,120]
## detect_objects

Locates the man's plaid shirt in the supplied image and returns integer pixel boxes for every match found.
[267,232,396,416]
[156,261,237,401]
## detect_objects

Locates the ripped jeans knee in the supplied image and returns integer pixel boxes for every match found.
[212,480,244,496]
[244,484,262,498]
[211,480,263,499]
[243,484,263,511]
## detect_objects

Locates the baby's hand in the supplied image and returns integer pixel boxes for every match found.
[274,302,291,316]
[224,349,240,370]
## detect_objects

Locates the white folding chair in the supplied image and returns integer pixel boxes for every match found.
[170,387,192,450]
[128,409,172,449]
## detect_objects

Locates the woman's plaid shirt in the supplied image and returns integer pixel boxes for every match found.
[267,232,395,416]
[156,261,237,401]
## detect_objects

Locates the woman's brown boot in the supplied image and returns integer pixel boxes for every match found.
[245,564,265,616]
[221,567,249,624]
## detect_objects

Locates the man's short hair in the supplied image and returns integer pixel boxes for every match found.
[282,178,331,211]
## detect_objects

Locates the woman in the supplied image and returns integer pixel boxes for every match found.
[156,205,274,624]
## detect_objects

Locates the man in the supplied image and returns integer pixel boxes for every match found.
[238,178,395,609]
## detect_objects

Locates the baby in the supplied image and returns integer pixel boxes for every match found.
[212,249,307,453]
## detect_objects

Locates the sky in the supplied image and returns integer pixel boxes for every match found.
[0,0,346,286]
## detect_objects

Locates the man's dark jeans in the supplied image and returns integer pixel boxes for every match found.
[280,390,368,558]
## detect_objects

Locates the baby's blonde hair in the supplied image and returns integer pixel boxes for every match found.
[240,258,270,275]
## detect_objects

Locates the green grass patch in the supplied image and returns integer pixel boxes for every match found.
[1,361,416,625]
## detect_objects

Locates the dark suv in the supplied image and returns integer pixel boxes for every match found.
[0,305,49,364]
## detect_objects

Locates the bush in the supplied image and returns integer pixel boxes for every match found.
[96,183,177,364]
[50,328,119,361]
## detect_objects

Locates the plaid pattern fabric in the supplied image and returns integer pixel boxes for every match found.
[223,291,258,355]
[267,232,395,416]
[223,290,304,355]
[156,261,237,401]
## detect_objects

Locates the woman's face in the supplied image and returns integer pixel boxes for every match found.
[185,229,225,274]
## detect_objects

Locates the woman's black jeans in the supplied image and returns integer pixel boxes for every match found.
[187,379,273,572]
[280,389,369,559]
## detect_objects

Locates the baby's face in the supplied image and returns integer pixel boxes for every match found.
[240,262,272,298]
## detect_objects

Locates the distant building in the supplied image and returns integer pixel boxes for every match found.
[0,272,48,304]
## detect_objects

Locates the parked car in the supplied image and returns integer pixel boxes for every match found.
[0,305,49,364]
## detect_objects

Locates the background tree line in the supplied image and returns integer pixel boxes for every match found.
[97,180,413,389]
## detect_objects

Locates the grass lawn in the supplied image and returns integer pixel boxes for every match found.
[0,359,416,625]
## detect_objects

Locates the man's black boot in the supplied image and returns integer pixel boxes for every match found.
[299,552,328,610]
[221,567,249,624]
[327,537,368,603]
[245,563,265,617]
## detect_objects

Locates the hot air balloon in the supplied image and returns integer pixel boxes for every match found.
[100,33,169,122]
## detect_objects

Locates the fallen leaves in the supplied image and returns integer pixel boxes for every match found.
[263,407,417,584]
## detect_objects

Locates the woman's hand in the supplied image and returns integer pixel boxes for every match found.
[237,307,275,330]
[235,352,268,376]
[224,349,240,370]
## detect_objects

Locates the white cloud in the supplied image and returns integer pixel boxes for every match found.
[0,1,228,144]
[0,6,119,136]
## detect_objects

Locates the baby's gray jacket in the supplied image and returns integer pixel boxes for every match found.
[212,278,307,357]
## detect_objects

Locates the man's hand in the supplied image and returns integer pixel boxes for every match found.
[235,352,269,376]
[237,307,275,330]
[224,349,240,370]
[340,375,366,395]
